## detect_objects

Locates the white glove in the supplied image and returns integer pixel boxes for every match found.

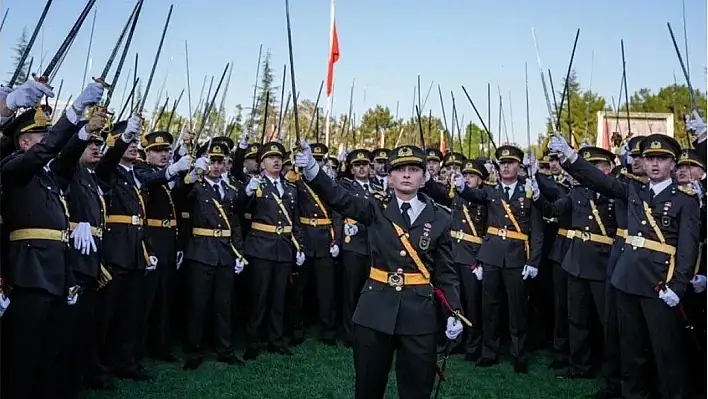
[344,223,359,236]
[67,287,80,305]
[194,156,209,173]
[454,173,466,192]
[295,251,306,266]
[5,80,54,111]
[0,294,10,318]
[245,176,263,197]
[691,181,704,203]
[521,264,538,280]
[72,82,105,113]
[176,251,184,270]
[548,134,574,162]
[445,316,463,340]
[658,287,680,307]
[146,256,158,271]
[121,115,142,143]
[167,155,192,178]
[330,244,340,258]
[238,132,248,149]
[472,265,483,281]
[234,258,245,274]
[686,110,707,143]
[337,148,346,162]
[691,274,706,293]
[530,178,540,200]
[0,86,12,101]
[70,222,98,255]
[295,140,318,180]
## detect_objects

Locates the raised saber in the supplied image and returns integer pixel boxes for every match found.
[7,0,52,87]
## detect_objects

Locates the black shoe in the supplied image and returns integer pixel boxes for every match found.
[464,352,480,363]
[182,356,203,371]
[114,367,152,381]
[475,357,498,368]
[87,376,116,391]
[555,367,591,379]
[321,338,337,347]
[243,348,260,361]
[268,344,294,356]
[217,354,245,365]
[514,359,529,374]
[290,337,305,347]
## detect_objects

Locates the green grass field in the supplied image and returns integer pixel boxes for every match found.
[83,339,601,399]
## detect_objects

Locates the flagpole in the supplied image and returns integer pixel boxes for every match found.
[325,0,336,149]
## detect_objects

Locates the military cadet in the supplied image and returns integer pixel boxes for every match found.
[454,145,544,373]
[535,152,572,370]
[288,142,339,346]
[425,158,488,362]
[532,146,619,379]
[134,131,192,362]
[282,151,293,176]
[337,149,375,348]
[242,141,304,359]
[94,115,157,381]
[442,151,465,176]
[295,140,464,399]
[1,81,104,398]
[181,140,247,370]
[425,148,443,179]
[370,148,390,190]
[549,133,699,399]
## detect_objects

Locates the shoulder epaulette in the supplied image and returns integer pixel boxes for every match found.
[341,177,352,183]
[284,172,300,183]
[224,181,236,191]
[677,185,697,196]
[434,202,452,214]
[484,180,495,186]
[538,169,551,176]
[621,170,649,184]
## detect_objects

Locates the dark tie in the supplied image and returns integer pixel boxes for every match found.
[212,183,222,200]
[649,188,656,205]
[401,202,412,229]
[504,186,511,200]
[363,183,370,192]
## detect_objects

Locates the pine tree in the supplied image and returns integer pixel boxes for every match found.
[7,28,30,85]
[254,51,279,142]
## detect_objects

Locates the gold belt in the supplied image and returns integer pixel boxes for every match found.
[192,228,231,238]
[369,267,429,290]
[450,230,483,244]
[9,228,69,243]
[106,215,143,226]
[487,226,528,241]
[299,217,332,227]
[69,222,103,238]
[558,229,614,245]
[147,218,177,228]
[626,235,676,256]
[251,222,292,235]
[616,228,628,239]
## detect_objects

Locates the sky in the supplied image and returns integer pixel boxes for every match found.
[0,0,706,147]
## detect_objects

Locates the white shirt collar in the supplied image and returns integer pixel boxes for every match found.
[265,174,281,185]
[649,178,672,196]
[355,178,371,190]
[396,195,426,225]
[204,177,221,187]
[119,164,133,172]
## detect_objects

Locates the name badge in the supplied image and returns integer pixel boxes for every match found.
[419,223,432,250]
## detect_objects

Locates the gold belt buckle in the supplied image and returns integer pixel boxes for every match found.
[61,230,70,243]
[213,229,223,238]
[275,225,284,235]
[130,215,141,225]
[580,232,591,242]
[387,268,404,290]
[95,227,103,238]
[310,218,318,227]
[498,228,508,239]
[630,236,645,248]
[161,219,171,228]
[566,230,576,239]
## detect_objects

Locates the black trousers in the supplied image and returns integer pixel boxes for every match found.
[551,261,569,360]
[245,258,291,348]
[289,255,337,341]
[480,265,528,361]
[2,288,65,399]
[94,268,145,374]
[601,281,622,397]
[341,251,370,345]
[140,235,176,357]
[183,260,235,358]
[353,325,437,399]
[567,274,605,373]
[616,289,686,399]
[456,262,482,358]
[57,281,99,398]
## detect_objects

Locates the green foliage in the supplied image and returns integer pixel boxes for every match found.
[254,51,279,139]
[7,28,29,85]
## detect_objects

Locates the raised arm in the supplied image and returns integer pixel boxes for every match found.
[533,192,572,218]
[424,179,453,206]
[50,111,110,183]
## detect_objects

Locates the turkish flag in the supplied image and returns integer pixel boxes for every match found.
[326,7,339,97]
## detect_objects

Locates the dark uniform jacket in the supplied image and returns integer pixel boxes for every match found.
[242,175,304,263]
[184,177,245,267]
[101,139,155,272]
[337,178,374,257]
[566,156,699,298]
[535,185,618,281]
[459,178,544,269]
[296,178,340,258]
[0,115,83,296]
[425,180,487,266]
[537,172,571,265]
[308,169,461,336]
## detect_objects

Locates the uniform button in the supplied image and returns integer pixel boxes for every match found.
[641,220,646,225]
[665,261,669,265]
[395,286,402,292]
[585,227,589,231]
[400,250,407,257]
[314,213,318,217]
[638,232,642,237]
[588,215,593,220]
[504,215,508,218]
[367,285,372,290]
